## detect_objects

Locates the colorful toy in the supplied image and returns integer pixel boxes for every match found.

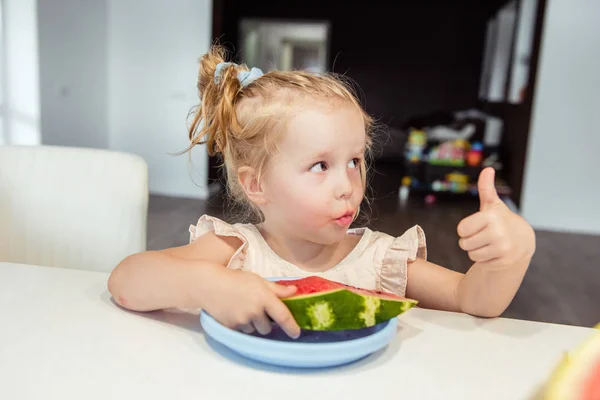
[430,173,470,194]
[446,172,470,193]
[466,141,484,166]
[405,128,427,163]
[428,139,470,167]
[446,172,469,184]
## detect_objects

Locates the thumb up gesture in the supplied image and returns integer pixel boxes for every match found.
[457,168,536,266]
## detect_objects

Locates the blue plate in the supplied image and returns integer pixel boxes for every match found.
[200,277,399,368]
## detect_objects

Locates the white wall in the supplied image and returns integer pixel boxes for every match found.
[37,0,109,149]
[108,0,211,199]
[521,0,600,234]
[3,0,41,146]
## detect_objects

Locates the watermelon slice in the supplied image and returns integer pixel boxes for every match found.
[544,323,600,400]
[276,276,417,331]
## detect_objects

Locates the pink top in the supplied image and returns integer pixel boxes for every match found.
[189,215,427,296]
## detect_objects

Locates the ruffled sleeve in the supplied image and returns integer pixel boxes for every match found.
[188,215,247,270]
[379,225,427,296]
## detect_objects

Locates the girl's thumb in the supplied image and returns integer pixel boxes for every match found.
[267,282,297,298]
[478,167,501,210]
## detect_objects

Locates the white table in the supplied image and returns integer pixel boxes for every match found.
[0,262,594,399]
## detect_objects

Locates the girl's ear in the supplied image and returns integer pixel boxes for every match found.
[238,166,268,205]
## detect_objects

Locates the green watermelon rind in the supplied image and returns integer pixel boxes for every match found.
[282,288,417,331]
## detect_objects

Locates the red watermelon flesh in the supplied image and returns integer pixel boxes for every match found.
[276,276,417,331]
[279,276,409,300]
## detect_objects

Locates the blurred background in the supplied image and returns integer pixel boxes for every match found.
[0,0,598,326]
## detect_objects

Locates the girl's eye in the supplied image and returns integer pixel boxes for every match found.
[309,162,327,172]
[348,158,360,169]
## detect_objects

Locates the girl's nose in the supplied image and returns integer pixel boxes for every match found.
[336,170,354,200]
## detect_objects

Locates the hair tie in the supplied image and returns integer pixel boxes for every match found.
[237,67,264,87]
[214,62,263,88]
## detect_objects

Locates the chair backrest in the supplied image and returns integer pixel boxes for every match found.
[0,145,148,272]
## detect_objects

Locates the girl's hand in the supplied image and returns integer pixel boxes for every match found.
[457,168,536,266]
[201,268,301,339]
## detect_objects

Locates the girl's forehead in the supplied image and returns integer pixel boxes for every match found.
[280,101,366,152]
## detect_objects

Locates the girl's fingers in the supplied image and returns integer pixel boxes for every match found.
[459,228,493,251]
[265,298,301,339]
[252,313,274,336]
[238,323,255,335]
[266,281,297,298]
[467,245,499,263]
[457,211,489,238]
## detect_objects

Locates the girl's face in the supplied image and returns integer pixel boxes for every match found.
[260,99,367,244]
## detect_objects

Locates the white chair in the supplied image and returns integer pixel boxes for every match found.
[0,145,148,272]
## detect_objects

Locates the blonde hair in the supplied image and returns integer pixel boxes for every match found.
[186,45,374,220]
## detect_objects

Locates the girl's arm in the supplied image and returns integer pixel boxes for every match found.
[108,232,301,338]
[405,168,536,317]
[406,256,531,317]
[107,232,241,311]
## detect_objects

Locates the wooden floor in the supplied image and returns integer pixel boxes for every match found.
[147,164,600,328]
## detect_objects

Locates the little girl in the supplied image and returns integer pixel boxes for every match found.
[108,46,536,339]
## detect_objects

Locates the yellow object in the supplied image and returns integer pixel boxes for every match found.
[402,176,411,187]
[454,138,471,151]
[408,129,427,146]
[446,172,469,185]
[543,322,600,399]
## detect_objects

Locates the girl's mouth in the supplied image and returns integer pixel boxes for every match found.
[335,212,354,226]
